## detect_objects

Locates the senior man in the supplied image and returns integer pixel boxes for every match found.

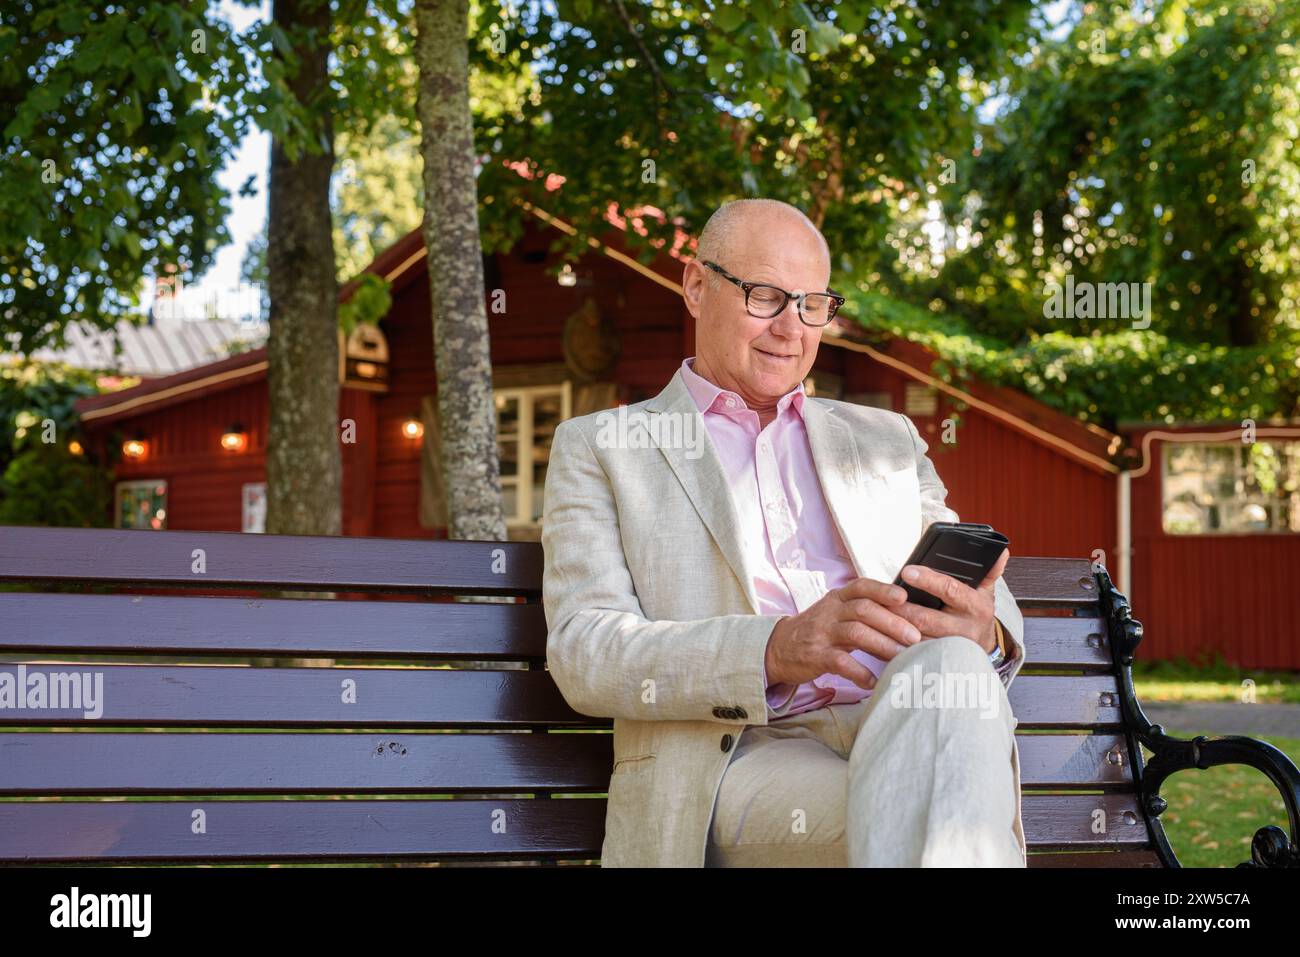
[541,198,1027,868]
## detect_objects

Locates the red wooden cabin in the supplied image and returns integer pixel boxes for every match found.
[72,203,1300,670]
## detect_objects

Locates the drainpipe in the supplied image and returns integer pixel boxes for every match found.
[1117,469,1132,599]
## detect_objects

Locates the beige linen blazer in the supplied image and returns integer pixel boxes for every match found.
[540,367,1026,867]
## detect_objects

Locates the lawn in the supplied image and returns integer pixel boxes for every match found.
[1144,731,1299,868]
[1131,659,1298,867]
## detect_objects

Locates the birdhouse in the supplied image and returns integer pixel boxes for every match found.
[338,323,390,392]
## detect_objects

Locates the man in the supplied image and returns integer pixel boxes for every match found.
[541,198,1027,868]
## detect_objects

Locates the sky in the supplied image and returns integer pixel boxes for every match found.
[172,0,271,318]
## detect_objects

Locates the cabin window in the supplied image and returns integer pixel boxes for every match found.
[115,479,168,530]
[1162,441,1300,534]
[496,382,572,528]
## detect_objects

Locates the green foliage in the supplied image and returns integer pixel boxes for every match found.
[0,442,111,527]
[338,272,392,334]
[333,110,422,283]
[470,0,1040,278]
[0,1,253,353]
[918,0,1300,349]
[847,285,1300,427]
[0,358,104,475]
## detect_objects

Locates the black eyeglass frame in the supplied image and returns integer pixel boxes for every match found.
[701,260,846,326]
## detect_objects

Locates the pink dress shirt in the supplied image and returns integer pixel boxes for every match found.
[679,357,884,719]
[679,357,1014,722]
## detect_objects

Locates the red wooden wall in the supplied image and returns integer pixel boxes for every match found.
[368,225,689,538]
[1127,426,1300,670]
[99,380,379,538]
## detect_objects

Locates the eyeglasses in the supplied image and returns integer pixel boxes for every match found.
[701,260,845,327]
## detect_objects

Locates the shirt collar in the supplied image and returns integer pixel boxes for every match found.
[679,356,806,419]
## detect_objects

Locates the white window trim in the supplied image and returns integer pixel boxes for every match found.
[497,380,571,528]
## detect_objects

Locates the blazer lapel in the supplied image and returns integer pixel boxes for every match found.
[646,371,766,615]
[800,398,879,580]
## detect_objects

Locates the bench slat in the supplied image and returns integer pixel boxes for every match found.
[0,665,1123,730]
[0,799,604,863]
[1028,850,1163,868]
[0,793,1149,863]
[1001,557,1099,607]
[0,593,548,660]
[0,529,1086,606]
[0,665,584,728]
[0,527,541,596]
[1016,616,1111,670]
[0,593,1108,668]
[0,732,1136,793]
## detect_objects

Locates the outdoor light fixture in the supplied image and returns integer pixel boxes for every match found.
[68,439,84,456]
[402,417,424,440]
[122,437,147,459]
[557,263,577,287]
[221,424,249,453]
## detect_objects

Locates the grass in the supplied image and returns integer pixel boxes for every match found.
[1129,655,1298,867]
[1132,654,1300,704]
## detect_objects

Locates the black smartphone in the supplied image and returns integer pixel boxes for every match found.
[892,522,1010,609]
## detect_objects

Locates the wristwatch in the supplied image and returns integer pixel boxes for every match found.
[988,619,1006,668]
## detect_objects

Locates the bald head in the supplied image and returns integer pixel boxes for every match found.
[682,198,834,424]
[696,199,831,287]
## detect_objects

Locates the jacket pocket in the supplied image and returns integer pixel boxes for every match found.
[611,753,657,776]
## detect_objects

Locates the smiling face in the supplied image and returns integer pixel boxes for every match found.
[683,204,831,415]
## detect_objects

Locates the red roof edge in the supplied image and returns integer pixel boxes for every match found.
[75,346,268,424]
[827,324,1123,472]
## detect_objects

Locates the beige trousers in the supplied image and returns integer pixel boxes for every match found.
[706,635,1026,867]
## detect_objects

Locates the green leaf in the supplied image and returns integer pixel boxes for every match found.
[713,4,747,33]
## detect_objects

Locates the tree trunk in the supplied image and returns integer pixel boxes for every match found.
[414,0,506,542]
[265,0,342,538]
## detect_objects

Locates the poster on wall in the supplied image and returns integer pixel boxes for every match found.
[242,482,266,533]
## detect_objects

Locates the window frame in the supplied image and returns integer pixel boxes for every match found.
[114,478,168,530]
[495,380,572,530]
[1160,439,1300,536]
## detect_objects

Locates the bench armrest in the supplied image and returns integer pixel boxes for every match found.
[1098,568,1300,869]
[1141,729,1300,868]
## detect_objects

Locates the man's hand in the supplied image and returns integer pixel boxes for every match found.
[893,547,1010,653]
[764,578,924,692]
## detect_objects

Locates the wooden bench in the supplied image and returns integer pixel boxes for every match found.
[1,525,1296,867]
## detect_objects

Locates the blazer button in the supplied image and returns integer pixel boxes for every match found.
[712,707,726,719]
[720,734,734,752]
[734,706,748,720]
